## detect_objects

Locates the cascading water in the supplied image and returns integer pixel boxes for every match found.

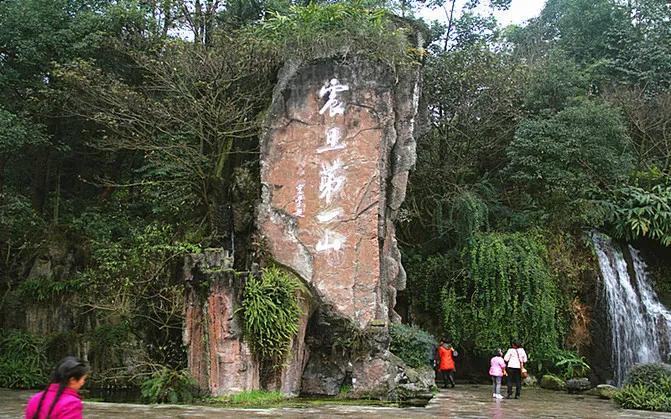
[591,233,671,385]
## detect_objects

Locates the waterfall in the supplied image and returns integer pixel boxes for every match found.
[591,233,671,385]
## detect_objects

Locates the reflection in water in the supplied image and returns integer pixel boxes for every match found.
[488,399,505,419]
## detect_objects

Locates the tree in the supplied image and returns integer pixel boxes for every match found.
[55,37,274,245]
[504,101,633,224]
[400,44,525,249]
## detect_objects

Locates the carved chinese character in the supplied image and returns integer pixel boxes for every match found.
[319,78,349,117]
[319,159,346,204]
[317,127,346,154]
[316,229,346,252]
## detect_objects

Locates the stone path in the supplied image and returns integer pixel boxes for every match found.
[2,385,667,418]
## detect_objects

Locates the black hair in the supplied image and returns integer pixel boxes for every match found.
[494,348,503,357]
[33,356,90,419]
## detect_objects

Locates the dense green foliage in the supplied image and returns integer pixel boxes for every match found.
[389,323,435,369]
[398,0,671,384]
[140,368,198,404]
[1,0,671,392]
[534,349,591,379]
[505,102,632,225]
[250,2,413,65]
[608,184,671,246]
[0,330,48,389]
[624,363,671,387]
[212,389,286,406]
[241,267,303,366]
[614,363,671,412]
[441,232,561,356]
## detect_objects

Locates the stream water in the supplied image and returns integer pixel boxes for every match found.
[2,386,666,418]
[592,233,671,385]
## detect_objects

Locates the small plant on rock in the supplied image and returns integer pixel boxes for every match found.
[241,266,304,366]
[389,323,436,369]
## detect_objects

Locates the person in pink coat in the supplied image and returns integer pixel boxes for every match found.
[489,349,506,399]
[25,356,90,419]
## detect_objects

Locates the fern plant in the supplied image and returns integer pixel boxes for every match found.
[240,266,303,366]
[140,368,198,404]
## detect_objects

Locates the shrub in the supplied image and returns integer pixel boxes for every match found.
[624,363,671,388]
[240,266,304,366]
[228,390,285,406]
[248,2,414,66]
[534,349,591,379]
[607,184,671,247]
[614,363,671,412]
[504,101,632,225]
[389,323,436,369]
[0,330,49,388]
[18,275,87,303]
[614,382,671,412]
[140,368,198,404]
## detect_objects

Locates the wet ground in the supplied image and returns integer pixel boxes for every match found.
[2,385,668,418]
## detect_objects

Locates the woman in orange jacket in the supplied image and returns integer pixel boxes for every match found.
[436,339,458,388]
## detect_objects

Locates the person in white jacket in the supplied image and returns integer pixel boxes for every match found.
[504,342,527,399]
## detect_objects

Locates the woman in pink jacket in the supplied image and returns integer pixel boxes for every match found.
[25,356,90,419]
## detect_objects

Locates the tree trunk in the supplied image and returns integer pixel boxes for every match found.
[0,157,6,195]
[30,150,51,214]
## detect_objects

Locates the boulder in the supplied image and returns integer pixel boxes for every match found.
[523,375,538,387]
[590,384,617,399]
[566,377,592,393]
[540,375,566,391]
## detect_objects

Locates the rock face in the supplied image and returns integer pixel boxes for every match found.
[566,377,592,393]
[182,250,259,395]
[257,54,422,398]
[540,374,566,391]
[259,59,416,327]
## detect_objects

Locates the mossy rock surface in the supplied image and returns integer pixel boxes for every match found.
[595,384,617,399]
[540,374,566,391]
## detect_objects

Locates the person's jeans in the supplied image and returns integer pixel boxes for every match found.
[506,368,521,397]
[439,369,455,388]
[491,375,502,395]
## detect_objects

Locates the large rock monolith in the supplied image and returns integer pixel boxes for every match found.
[257,52,424,399]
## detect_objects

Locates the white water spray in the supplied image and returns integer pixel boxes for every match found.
[591,233,671,385]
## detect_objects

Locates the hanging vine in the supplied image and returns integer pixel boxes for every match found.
[441,231,562,357]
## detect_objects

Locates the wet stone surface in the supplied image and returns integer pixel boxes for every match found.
[1,385,667,418]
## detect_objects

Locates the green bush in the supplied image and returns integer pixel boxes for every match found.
[533,349,591,379]
[140,368,198,404]
[389,323,436,369]
[504,101,632,225]
[607,184,671,246]
[614,363,671,412]
[624,363,671,388]
[539,374,566,391]
[248,2,413,66]
[228,390,285,406]
[18,275,87,303]
[0,330,49,388]
[614,382,671,412]
[241,266,303,366]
